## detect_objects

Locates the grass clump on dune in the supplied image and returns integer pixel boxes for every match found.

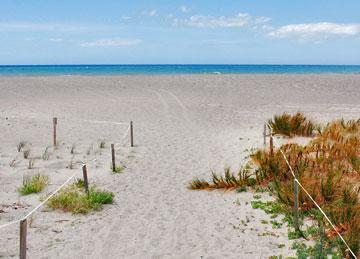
[251,118,360,257]
[188,165,256,190]
[111,164,125,174]
[47,181,114,214]
[18,174,49,195]
[189,113,360,257]
[268,112,317,137]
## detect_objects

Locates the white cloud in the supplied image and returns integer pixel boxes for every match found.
[79,38,142,47]
[269,22,360,40]
[180,5,189,13]
[175,13,271,28]
[143,9,157,17]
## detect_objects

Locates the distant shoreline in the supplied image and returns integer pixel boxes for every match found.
[0,64,360,76]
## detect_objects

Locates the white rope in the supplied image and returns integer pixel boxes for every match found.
[0,218,22,230]
[0,173,76,231]
[266,122,357,258]
[296,179,357,258]
[67,118,128,126]
[22,173,76,220]
[115,125,131,150]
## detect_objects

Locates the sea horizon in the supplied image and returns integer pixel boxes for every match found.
[0,64,360,76]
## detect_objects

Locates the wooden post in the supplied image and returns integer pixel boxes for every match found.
[130,121,134,147]
[20,219,27,259]
[111,144,116,172]
[269,136,274,157]
[294,178,300,232]
[53,117,57,146]
[82,165,89,196]
[263,124,267,145]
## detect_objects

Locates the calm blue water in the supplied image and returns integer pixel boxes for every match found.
[0,64,360,76]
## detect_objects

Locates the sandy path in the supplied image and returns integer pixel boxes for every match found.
[1,75,360,258]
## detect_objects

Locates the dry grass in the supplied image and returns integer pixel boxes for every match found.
[42,146,51,160]
[23,149,31,159]
[99,140,106,149]
[17,141,27,152]
[268,112,317,137]
[28,159,35,169]
[70,144,76,154]
[251,118,360,257]
[188,165,256,190]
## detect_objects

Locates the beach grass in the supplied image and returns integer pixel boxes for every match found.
[111,164,124,174]
[188,165,256,190]
[252,117,360,257]
[268,112,316,137]
[18,174,49,195]
[47,182,114,214]
[189,113,360,257]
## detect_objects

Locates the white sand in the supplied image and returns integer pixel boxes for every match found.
[0,74,359,258]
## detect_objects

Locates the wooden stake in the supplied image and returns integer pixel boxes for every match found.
[53,117,57,146]
[294,177,300,232]
[263,123,267,145]
[20,219,27,259]
[82,164,89,196]
[111,144,116,172]
[130,121,134,147]
[269,136,274,157]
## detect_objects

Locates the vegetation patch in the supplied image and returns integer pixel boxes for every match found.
[111,165,125,174]
[188,165,256,190]
[268,112,317,137]
[18,174,49,195]
[252,117,360,257]
[47,182,114,214]
[189,113,360,257]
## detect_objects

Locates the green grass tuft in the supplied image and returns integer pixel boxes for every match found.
[47,183,114,214]
[18,174,49,195]
[111,165,125,174]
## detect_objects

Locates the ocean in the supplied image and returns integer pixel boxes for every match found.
[0,64,360,76]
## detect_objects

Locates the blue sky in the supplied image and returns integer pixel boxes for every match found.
[1,0,360,64]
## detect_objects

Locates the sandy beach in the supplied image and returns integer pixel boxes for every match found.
[0,74,360,258]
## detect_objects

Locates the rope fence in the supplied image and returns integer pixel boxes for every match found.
[263,122,357,258]
[0,116,135,258]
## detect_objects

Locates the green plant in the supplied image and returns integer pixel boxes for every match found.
[18,174,49,195]
[111,164,124,174]
[47,183,114,214]
[237,186,247,192]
